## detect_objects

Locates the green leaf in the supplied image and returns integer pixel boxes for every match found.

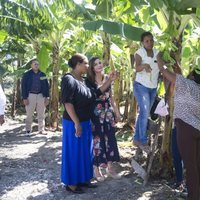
[196,8,200,17]
[182,47,191,58]
[178,0,200,10]
[37,45,49,73]
[142,8,150,24]
[95,0,112,18]
[0,30,8,44]
[83,20,145,41]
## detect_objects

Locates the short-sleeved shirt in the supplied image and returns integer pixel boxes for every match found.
[135,47,159,88]
[61,73,102,122]
[174,74,200,130]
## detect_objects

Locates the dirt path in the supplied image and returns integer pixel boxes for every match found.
[0,119,180,200]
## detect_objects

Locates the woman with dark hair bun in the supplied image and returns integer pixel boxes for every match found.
[133,31,160,153]
[157,56,200,200]
[61,53,118,194]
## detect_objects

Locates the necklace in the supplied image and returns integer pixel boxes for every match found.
[95,75,104,85]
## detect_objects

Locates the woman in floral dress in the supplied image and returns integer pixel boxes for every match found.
[87,57,121,181]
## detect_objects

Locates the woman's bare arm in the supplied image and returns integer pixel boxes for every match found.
[64,103,82,137]
[135,54,152,72]
[157,53,176,84]
[99,71,118,93]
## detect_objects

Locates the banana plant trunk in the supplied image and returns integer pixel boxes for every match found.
[50,43,60,129]
[160,34,183,174]
[101,32,110,67]
[11,58,22,118]
[101,32,120,108]
[128,54,137,127]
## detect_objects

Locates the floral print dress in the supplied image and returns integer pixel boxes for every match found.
[92,84,120,167]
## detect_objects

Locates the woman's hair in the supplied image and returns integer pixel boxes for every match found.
[140,31,153,42]
[87,57,99,84]
[187,69,200,84]
[68,53,86,69]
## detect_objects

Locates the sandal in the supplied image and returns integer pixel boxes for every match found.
[106,167,121,179]
[65,185,84,194]
[78,182,97,188]
[94,167,105,182]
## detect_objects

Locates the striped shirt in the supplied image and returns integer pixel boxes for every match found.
[174,74,200,131]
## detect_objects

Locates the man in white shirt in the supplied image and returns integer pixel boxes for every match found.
[0,83,6,125]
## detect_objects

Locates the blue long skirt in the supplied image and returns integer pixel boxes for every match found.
[61,119,93,185]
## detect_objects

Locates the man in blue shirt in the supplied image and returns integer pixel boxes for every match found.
[21,59,50,135]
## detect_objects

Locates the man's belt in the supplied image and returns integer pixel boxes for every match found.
[30,92,41,94]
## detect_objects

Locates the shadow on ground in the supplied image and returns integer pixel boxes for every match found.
[0,120,180,200]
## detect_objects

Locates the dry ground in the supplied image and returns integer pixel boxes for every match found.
[0,118,183,200]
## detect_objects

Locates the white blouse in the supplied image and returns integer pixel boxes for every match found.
[135,47,159,88]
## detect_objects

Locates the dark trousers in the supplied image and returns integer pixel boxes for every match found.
[176,118,200,200]
[172,127,183,184]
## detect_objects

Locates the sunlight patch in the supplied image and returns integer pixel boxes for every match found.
[1,142,46,159]
[1,181,49,199]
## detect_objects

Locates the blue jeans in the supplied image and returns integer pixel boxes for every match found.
[133,81,157,144]
[172,127,183,184]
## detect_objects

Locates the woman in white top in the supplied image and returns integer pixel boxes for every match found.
[133,32,160,152]
[157,56,200,200]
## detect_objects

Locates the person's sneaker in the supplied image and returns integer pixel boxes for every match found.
[133,140,141,147]
[25,131,31,136]
[138,144,151,154]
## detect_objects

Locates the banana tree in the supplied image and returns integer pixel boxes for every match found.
[82,0,145,121]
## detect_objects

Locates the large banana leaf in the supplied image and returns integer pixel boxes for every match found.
[83,20,145,41]
[37,45,49,73]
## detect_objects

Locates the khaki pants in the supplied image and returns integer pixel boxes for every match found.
[25,93,46,132]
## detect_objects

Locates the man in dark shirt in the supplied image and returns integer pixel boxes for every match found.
[21,59,50,135]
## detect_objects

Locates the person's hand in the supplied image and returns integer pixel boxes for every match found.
[109,71,119,81]
[44,98,49,107]
[143,64,152,73]
[75,122,82,137]
[23,99,29,106]
[0,115,5,125]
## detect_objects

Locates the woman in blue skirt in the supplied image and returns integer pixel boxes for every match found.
[61,53,117,194]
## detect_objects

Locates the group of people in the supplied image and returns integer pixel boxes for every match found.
[0,31,199,199]
[60,54,121,193]
[134,31,200,200]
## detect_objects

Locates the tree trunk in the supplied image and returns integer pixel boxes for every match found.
[128,54,137,127]
[11,79,16,118]
[50,43,60,129]
[11,58,22,117]
[160,34,183,175]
